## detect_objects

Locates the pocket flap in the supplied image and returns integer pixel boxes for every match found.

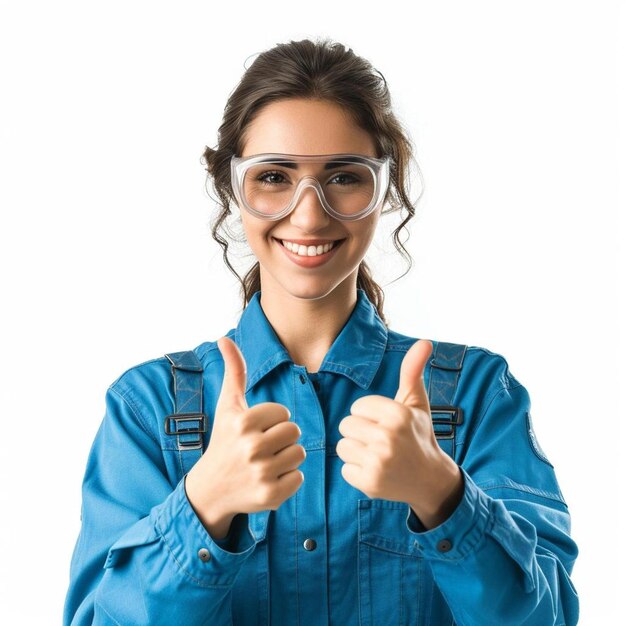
[104,516,160,569]
[358,499,423,557]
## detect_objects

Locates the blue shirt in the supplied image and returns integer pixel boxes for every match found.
[63,288,580,625]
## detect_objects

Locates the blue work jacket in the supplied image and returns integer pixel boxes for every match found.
[63,288,580,625]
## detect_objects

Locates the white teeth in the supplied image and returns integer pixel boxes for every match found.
[281,240,337,256]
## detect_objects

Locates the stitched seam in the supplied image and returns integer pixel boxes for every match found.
[385,344,413,351]
[462,380,524,451]
[480,483,567,506]
[255,352,286,377]
[96,602,124,626]
[108,385,160,446]
[399,555,404,625]
[154,532,233,589]
[525,411,554,467]
[322,360,370,385]
[324,360,378,368]
[110,356,165,386]
[293,369,301,626]
[196,342,219,362]
[421,499,494,565]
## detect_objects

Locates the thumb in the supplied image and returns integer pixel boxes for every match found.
[394,339,433,413]
[216,336,249,414]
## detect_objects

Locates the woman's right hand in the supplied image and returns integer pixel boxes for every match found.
[185,336,306,536]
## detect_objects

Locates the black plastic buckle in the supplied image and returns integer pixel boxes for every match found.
[164,412,208,451]
[430,405,464,439]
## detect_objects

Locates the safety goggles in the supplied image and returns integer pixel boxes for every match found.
[230,152,392,221]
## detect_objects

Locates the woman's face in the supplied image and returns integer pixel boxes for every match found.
[236,98,383,301]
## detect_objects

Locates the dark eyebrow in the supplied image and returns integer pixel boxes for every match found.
[276,159,358,170]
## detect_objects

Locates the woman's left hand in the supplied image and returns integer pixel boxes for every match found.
[337,339,465,529]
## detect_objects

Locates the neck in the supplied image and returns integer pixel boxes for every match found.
[258,273,359,373]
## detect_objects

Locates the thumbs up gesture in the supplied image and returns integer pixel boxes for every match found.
[336,339,465,530]
[185,336,306,538]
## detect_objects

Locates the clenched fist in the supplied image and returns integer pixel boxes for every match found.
[336,339,464,530]
[185,336,306,538]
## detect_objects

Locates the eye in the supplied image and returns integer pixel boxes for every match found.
[256,170,290,186]
[328,172,361,186]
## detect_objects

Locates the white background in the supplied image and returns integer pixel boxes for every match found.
[1,1,623,623]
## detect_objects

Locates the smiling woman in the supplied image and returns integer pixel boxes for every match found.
[202,43,418,323]
[63,37,580,626]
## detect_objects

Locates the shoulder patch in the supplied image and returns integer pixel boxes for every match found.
[526,411,553,467]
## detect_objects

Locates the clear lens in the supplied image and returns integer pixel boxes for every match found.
[242,158,376,217]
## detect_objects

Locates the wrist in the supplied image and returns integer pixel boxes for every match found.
[410,456,465,530]
[184,473,235,539]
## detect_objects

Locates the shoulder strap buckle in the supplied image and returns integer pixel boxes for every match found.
[427,340,468,458]
[164,412,208,451]
[164,350,208,467]
[430,405,464,439]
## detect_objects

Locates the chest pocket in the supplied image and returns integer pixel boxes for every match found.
[357,499,458,626]
[357,498,425,625]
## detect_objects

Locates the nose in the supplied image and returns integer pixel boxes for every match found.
[288,178,331,222]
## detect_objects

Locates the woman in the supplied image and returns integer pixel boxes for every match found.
[63,38,579,625]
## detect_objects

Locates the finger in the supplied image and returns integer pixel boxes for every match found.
[350,394,403,425]
[394,339,432,413]
[216,336,249,413]
[338,414,384,445]
[336,436,366,465]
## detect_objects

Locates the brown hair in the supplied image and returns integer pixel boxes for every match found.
[201,37,422,327]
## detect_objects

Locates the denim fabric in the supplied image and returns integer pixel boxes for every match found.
[63,288,579,625]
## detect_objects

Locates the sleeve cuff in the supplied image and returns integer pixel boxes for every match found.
[404,466,493,560]
[154,475,260,586]
[211,511,255,554]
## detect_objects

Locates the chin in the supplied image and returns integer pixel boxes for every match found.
[285,283,336,300]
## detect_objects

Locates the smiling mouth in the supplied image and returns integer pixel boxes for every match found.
[273,237,346,257]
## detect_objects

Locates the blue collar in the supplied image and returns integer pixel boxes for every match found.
[234,288,388,393]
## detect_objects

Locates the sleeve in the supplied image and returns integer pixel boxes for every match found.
[63,382,260,626]
[405,362,580,626]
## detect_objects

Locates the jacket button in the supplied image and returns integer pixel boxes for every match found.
[436,538,452,553]
[303,538,317,551]
[198,548,211,562]
[299,373,306,384]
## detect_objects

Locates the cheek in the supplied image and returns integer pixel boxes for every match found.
[348,225,377,252]
[253,235,274,258]
[239,218,272,252]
